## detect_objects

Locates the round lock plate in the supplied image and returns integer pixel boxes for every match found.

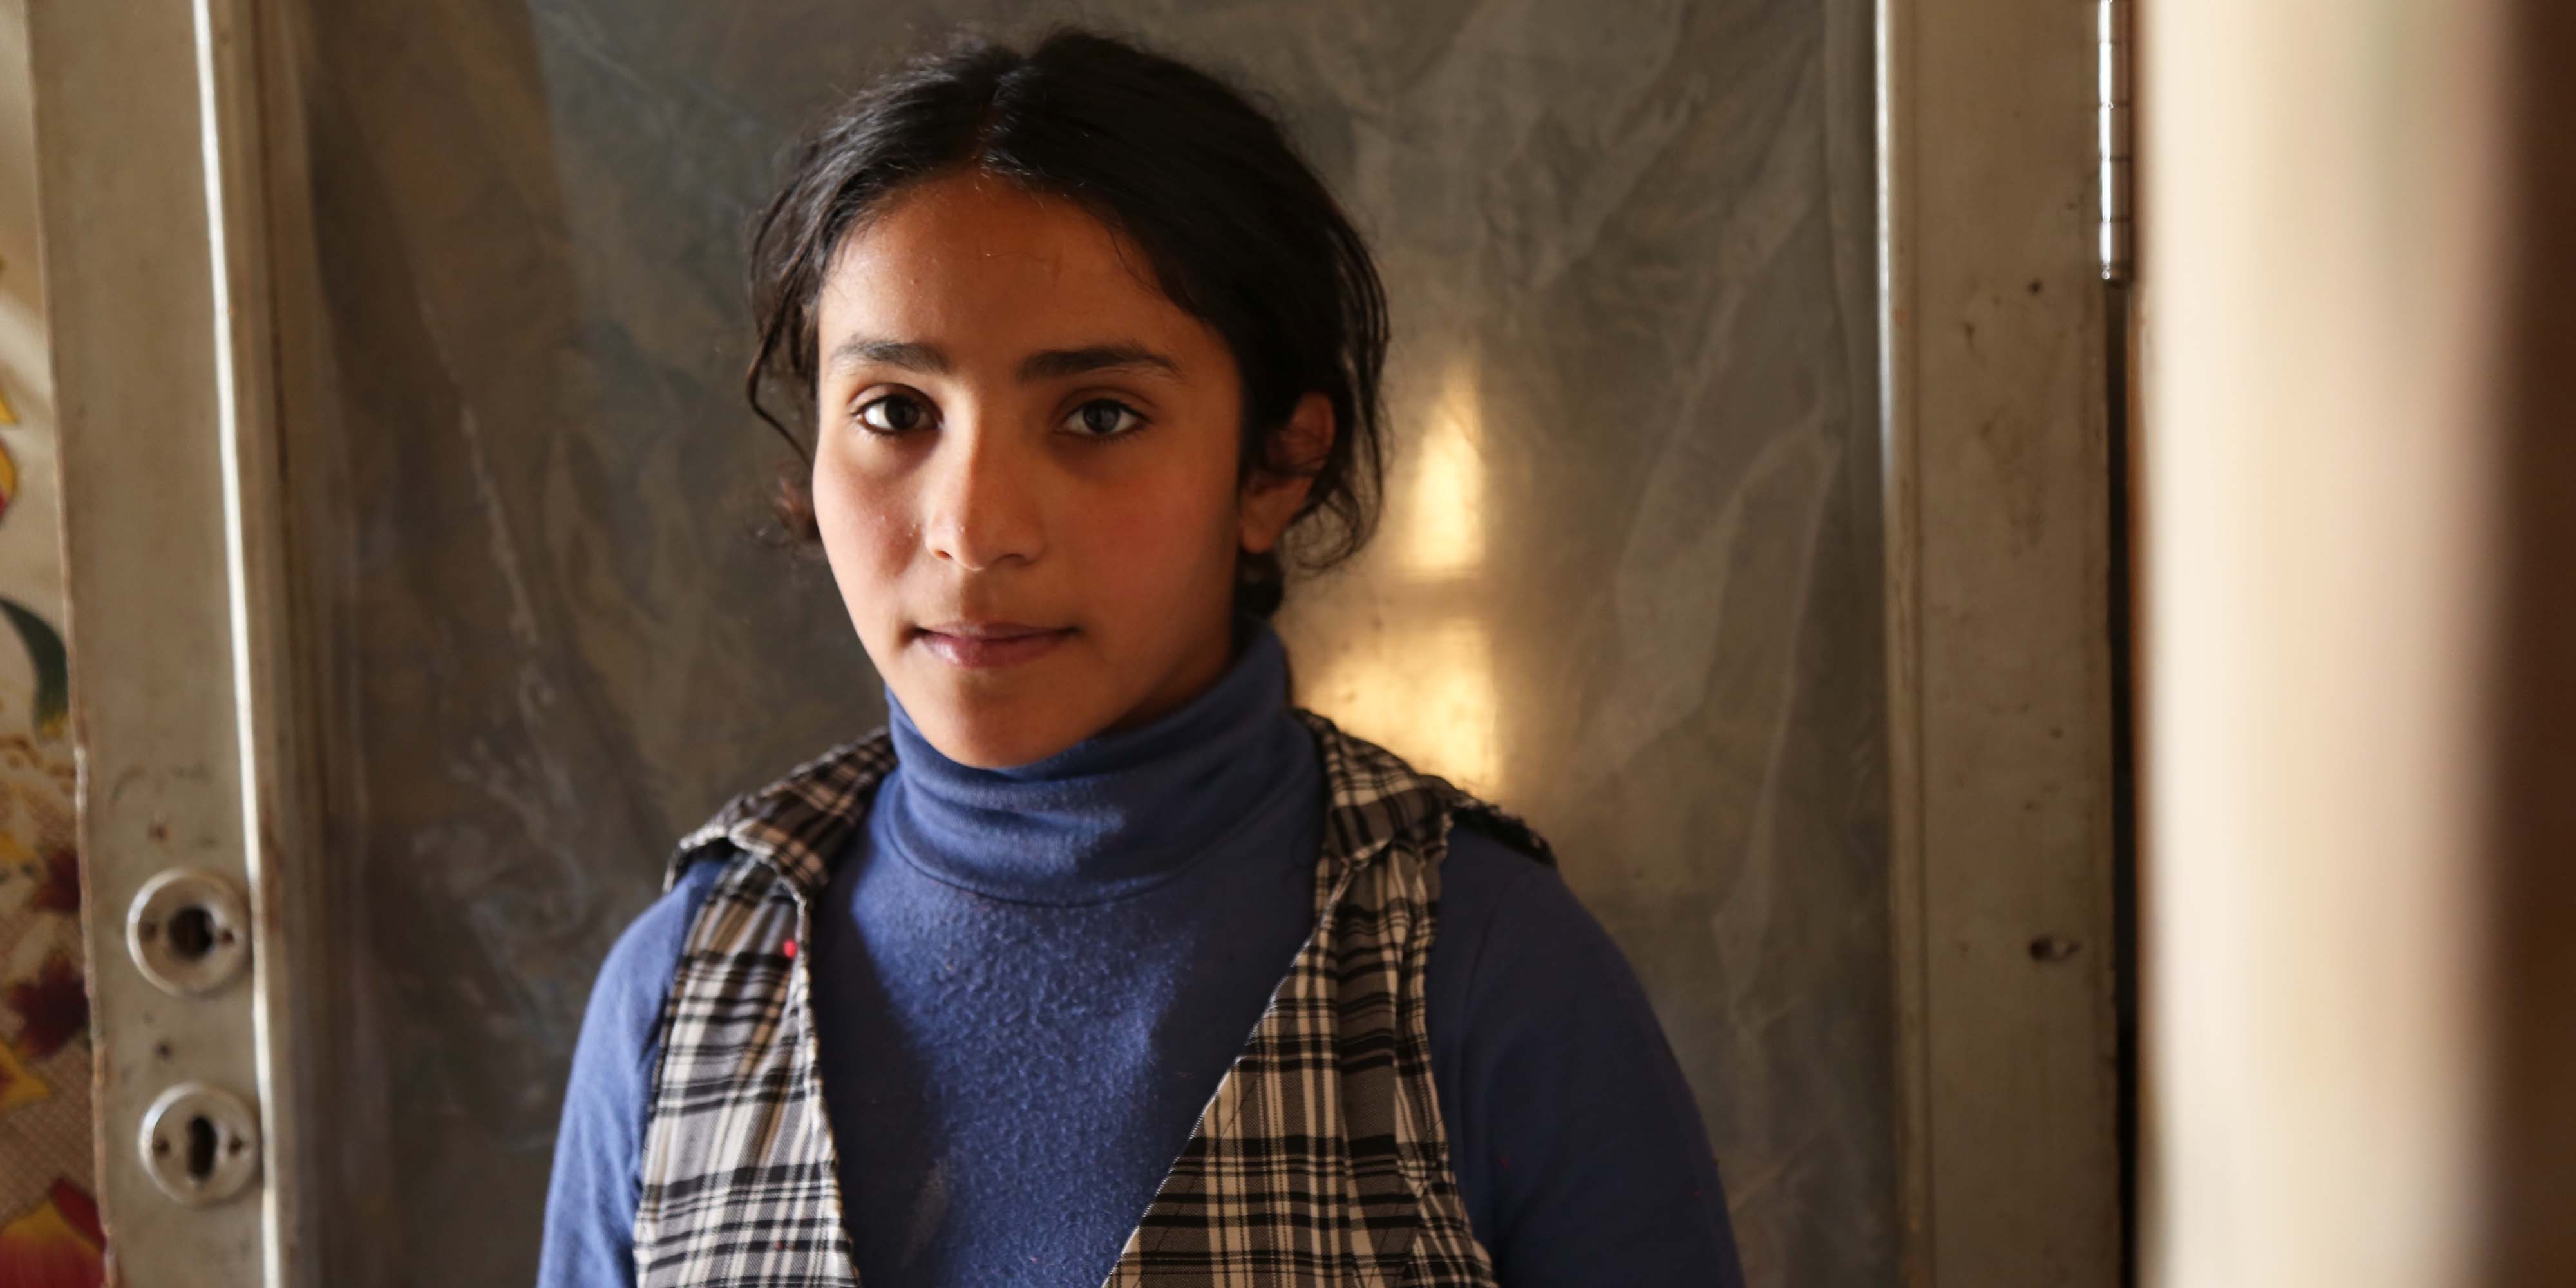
[125,868,251,996]
[137,1082,261,1206]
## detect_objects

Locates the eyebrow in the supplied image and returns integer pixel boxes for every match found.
[828,337,951,375]
[826,336,1181,383]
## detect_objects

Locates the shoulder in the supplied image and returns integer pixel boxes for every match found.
[581,862,726,1059]
[1292,710,1557,867]
[617,860,725,970]
[1438,824,1552,918]
[1416,814,1742,1280]
[1430,822,1692,1095]
[542,864,727,1283]
[664,732,896,893]
[1434,826,1629,1007]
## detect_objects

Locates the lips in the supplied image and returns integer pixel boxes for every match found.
[913,621,1074,670]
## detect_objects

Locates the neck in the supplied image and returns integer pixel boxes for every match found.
[875,620,1310,904]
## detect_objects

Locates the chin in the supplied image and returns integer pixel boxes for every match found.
[905,693,1095,770]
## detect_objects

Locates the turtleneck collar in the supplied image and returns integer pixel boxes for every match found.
[873,618,1318,905]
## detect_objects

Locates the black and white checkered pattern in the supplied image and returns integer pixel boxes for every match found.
[631,710,1553,1287]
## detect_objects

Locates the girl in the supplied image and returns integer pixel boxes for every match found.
[539,28,1743,1288]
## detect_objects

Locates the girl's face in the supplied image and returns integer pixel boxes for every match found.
[810,171,1325,769]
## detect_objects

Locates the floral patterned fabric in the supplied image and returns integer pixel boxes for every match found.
[0,612,98,1285]
[0,173,104,1279]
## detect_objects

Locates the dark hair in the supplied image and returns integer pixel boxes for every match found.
[745,28,1390,618]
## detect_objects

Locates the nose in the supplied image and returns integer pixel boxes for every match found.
[921,420,1045,572]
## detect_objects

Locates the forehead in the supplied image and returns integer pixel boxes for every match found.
[814,171,1216,365]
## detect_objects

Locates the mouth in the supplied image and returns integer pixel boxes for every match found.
[911,621,1075,670]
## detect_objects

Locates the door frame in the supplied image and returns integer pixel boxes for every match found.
[1880,0,2126,1282]
[25,0,2125,1283]
[26,0,323,1282]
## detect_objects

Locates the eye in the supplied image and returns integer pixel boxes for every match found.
[1062,398,1146,439]
[855,393,934,435]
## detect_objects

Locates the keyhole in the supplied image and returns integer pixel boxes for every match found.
[167,906,215,961]
[185,1113,217,1181]
[137,1083,259,1205]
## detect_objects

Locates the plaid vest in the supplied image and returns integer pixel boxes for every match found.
[630,709,1554,1287]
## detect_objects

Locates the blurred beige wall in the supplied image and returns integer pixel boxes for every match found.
[2142,1,2575,1285]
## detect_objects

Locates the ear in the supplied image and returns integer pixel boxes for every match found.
[1238,392,1336,556]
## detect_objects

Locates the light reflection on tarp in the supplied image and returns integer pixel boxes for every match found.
[1303,614,1500,796]
[1296,354,1501,796]
[1403,357,1486,578]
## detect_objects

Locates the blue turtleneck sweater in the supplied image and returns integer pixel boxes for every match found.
[539,625,1742,1287]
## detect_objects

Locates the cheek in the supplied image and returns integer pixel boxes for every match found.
[813,451,912,587]
[1070,453,1241,600]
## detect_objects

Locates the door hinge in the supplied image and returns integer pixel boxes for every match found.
[2100,0,2134,281]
